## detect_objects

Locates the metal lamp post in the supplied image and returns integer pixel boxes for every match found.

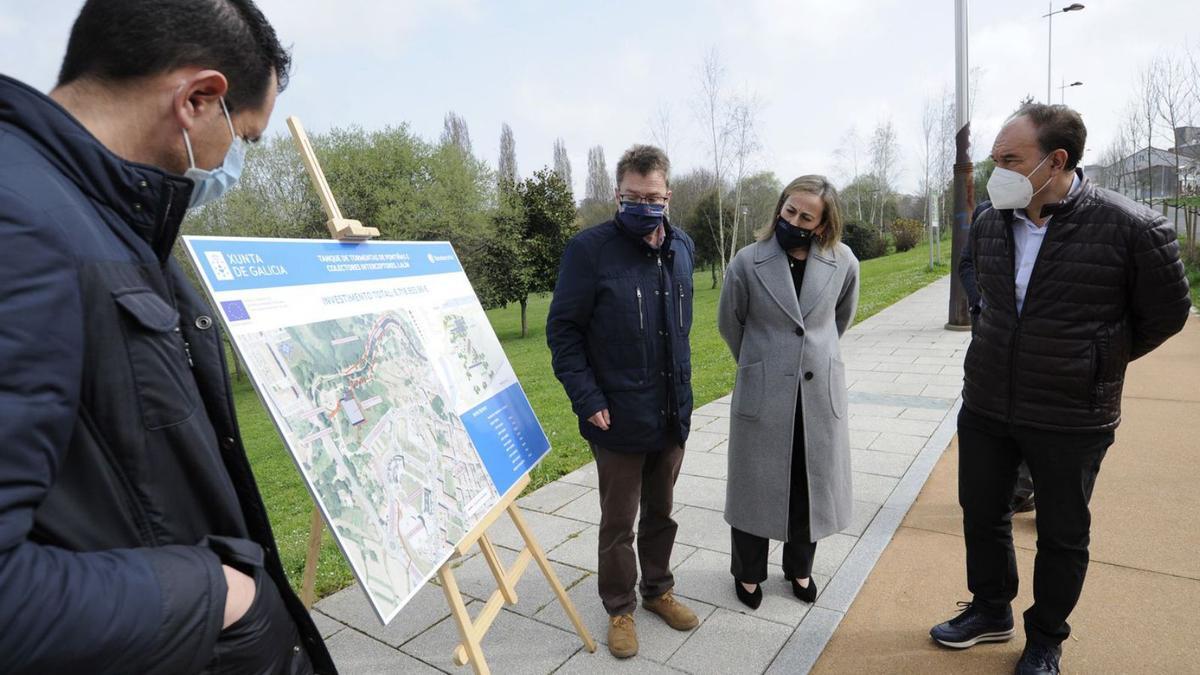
[948,0,974,329]
[1044,3,1085,103]
[1058,79,1083,103]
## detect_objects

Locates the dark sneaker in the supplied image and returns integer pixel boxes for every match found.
[1015,641,1061,674]
[1011,492,1036,513]
[930,601,1015,648]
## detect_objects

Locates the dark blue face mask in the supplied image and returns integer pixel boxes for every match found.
[774,217,815,251]
[617,201,666,236]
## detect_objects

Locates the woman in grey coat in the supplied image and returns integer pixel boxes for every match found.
[717,175,859,609]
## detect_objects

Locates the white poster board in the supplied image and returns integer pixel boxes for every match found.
[183,236,551,624]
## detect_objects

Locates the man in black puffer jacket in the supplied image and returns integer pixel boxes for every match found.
[931,104,1191,675]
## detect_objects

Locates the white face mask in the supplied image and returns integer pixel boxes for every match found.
[181,98,245,209]
[986,153,1054,210]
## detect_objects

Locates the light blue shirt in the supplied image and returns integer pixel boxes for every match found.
[1012,172,1081,315]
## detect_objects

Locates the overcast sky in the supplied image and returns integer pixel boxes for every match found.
[3,1,1197,196]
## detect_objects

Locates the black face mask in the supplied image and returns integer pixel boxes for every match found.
[774,217,815,251]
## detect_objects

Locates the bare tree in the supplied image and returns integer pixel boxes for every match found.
[1135,62,1161,204]
[920,97,939,269]
[695,48,733,274]
[869,118,901,234]
[1155,53,1194,229]
[727,93,762,264]
[935,86,957,236]
[498,122,518,195]
[1119,102,1144,197]
[552,137,573,194]
[649,103,674,160]
[834,127,865,222]
[441,111,472,155]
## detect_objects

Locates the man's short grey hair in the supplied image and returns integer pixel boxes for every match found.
[616,144,671,187]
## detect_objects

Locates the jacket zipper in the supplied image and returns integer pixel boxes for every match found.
[678,282,684,329]
[175,326,195,368]
[636,286,645,332]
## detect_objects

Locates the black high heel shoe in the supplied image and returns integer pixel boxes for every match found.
[734,580,763,609]
[785,575,818,603]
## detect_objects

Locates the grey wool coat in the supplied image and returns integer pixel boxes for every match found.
[717,239,860,542]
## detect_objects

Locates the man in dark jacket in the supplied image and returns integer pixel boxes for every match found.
[0,1,333,673]
[961,199,1035,514]
[931,104,1191,675]
[547,145,699,659]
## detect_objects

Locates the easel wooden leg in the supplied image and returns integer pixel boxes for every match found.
[477,533,518,605]
[301,506,324,608]
[508,504,597,654]
[439,566,490,675]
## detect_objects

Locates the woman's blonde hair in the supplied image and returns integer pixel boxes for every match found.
[755,174,844,250]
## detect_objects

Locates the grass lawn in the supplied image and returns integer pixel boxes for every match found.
[239,239,951,598]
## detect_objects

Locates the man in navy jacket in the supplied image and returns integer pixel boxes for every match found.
[547,145,699,658]
[0,1,332,672]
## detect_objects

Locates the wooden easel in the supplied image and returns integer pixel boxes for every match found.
[285,116,596,674]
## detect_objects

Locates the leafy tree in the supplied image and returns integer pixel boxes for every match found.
[686,190,733,288]
[480,169,576,337]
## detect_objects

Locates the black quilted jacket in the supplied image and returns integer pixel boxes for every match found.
[963,170,1191,432]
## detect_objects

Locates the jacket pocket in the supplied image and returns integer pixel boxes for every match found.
[829,357,848,419]
[114,288,197,429]
[732,361,764,420]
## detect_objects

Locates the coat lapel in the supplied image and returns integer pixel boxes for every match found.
[752,240,804,328]
[799,247,838,318]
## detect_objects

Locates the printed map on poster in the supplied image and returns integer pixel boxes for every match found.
[183,237,551,624]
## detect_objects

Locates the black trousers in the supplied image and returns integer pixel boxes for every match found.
[957,406,1112,646]
[730,391,816,583]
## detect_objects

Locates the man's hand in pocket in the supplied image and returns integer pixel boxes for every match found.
[221,565,256,629]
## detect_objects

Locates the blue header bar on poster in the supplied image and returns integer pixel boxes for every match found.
[184,236,463,292]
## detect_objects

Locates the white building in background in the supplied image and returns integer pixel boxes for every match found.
[1088,126,1200,202]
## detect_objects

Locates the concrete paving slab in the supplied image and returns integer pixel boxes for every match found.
[673,548,810,628]
[401,601,580,674]
[483,509,590,553]
[665,608,794,675]
[851,448,914,478]
[323,628,443,674]
[310,610,344,640]
[849,472,899,505]
[553,489,601,525]
[670,474,726,512]
[679,449,727,479]
[517,480,591,515]
[559,462,599,489]
[316,582,449,648]
[450,544,590,617]
[672,506,734,554]
[684,429,725,452]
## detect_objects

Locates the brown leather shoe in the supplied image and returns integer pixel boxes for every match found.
[642,590,699,631]
[607,614,638,658]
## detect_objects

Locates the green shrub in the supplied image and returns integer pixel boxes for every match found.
[890,218,924,253]
[843,221,887,260]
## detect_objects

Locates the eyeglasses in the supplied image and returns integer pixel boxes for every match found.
[618,192,668,205]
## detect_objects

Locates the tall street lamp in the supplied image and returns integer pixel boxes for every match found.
[1059,79,1083,103]
[1044,3,1085,103]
